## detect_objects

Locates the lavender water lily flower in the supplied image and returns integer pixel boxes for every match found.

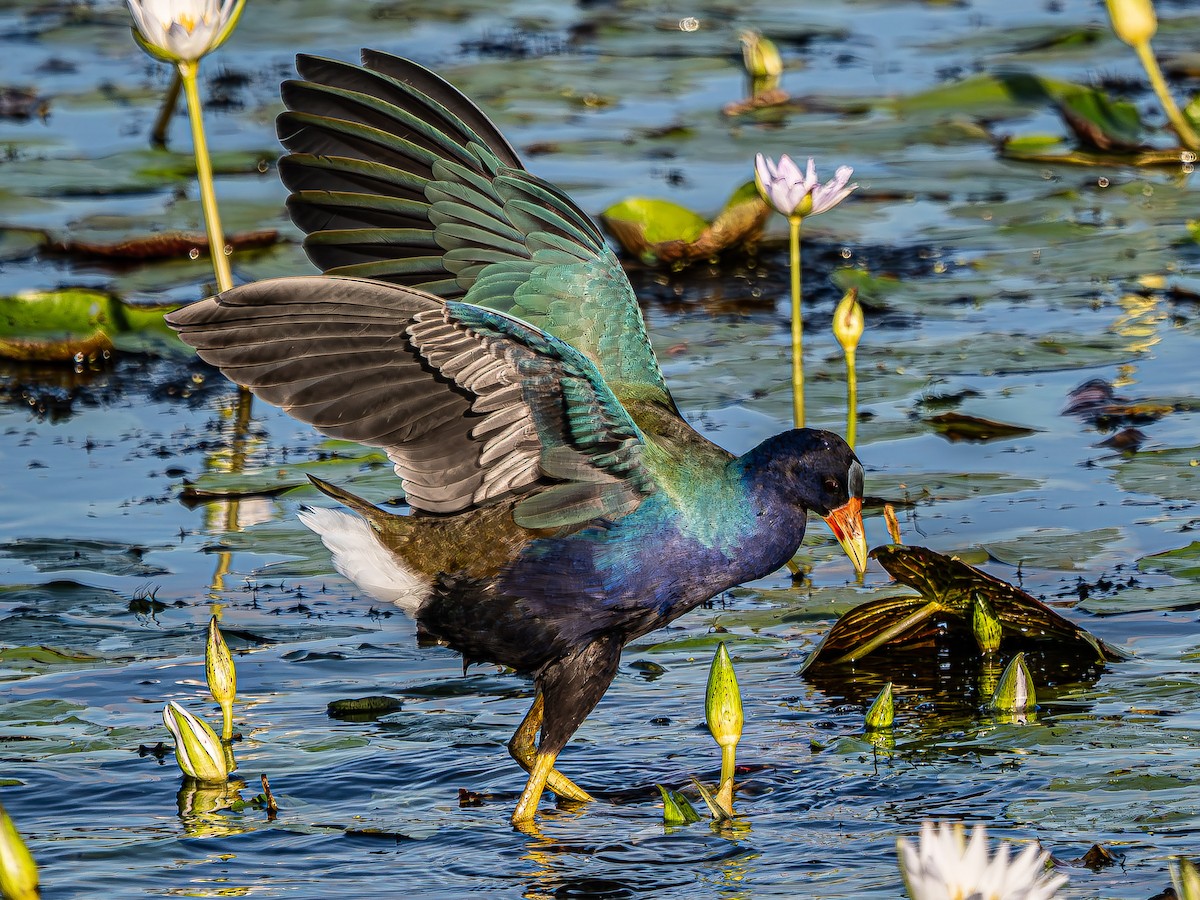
[898,822,1067,900]
[754,153,858,427]
[755,154,857,220]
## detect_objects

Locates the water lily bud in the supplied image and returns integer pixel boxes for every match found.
[0,801,39,900]
[971,592,1003,655]
[706,642,743,750]
[163,701,229,783]
[833,287,864,354]
[1172,857,1200,900]
[865,682,895,731]
[1106,0,1157,47]
[657,785,702,826]
[987,653,1036,713]
[740,30,782,79]
[205,615,236,741]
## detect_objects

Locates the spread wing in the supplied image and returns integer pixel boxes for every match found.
[275,50,676,411]
[165,276,657,529]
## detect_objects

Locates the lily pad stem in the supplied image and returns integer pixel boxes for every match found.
[151,70,182,149]
[717,744,737,810]
[844,346,857,448]
[789,214,804,427]
[1133,40,1200,151]
[179,60,233,292]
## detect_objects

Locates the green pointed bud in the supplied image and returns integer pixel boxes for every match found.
[865,682,895,731]
[1172,857,1200,900]
[832,288,864,355]
[706,642,743,750]
[707,642,743,809]
[657,785,701,826]
[739,30,782,80]
[205,615,236,741]
[163,701,229,784]
[1106,0,1157,47]
[987,652,1036,713]
[971,592,1003,655]
[0,801,39,900]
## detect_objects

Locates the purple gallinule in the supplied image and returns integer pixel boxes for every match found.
[167,51,867,825]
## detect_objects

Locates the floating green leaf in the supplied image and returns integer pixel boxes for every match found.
[0,288,182,360]
[657,785,702,826]
[1055,88,1143,152]
[601,181,770,267]
[1138,542,1200,581]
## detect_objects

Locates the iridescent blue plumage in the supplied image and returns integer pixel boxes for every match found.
[166,51,867,826]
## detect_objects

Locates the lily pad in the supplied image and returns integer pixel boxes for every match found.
[0,287,183,360]
[801,544,1122,669]
[601,181,770,267]
[1113,446,1200,503]
[1139,542,1200,581]
[981,528,1124,571]
[1055,89,1143,153]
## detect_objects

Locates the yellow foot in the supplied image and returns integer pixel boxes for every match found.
[509,694,593,803]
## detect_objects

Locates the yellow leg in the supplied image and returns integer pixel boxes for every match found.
[509,694,592,803]
[511,751,558,825]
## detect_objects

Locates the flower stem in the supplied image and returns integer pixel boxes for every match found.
[844,347,857,449]
[788,215,804,427]
[1133,39,1200,151]
[717,744,737,811]
[179,60,233,292]
[151,70,182,149]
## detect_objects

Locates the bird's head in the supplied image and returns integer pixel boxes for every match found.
[741,428,868,574]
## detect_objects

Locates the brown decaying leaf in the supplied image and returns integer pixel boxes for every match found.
[1000,143,1190,168]
[0,330,112,362]
[924,412,1037,442]
[721,88,790,117]
[43,229,280,262]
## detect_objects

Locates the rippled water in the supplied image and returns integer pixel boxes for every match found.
[3,0,1200,896]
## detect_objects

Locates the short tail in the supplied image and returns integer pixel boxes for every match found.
[298,502,428,616]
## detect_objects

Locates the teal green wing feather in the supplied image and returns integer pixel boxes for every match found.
[276,51,674,409]
[165,276,658,530]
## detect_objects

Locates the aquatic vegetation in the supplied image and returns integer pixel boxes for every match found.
[0,801,38,900]
[897,822,1067,900]
[205,615,236,741]
[600,182,770,267]
[803,545,1122,669]
[161,700,229,783]
[1105,0,1200,151]
[126,0,248,290]
[832,287,864,448]
[754,153,857,426]
[706,642,743,810]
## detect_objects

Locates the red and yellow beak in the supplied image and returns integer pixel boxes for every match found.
[822,496,867,574]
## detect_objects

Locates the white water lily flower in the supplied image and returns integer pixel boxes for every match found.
[162,700,229,783]
[754,153,857,219]
[897,821,1068,900]
[126,0,246,63]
